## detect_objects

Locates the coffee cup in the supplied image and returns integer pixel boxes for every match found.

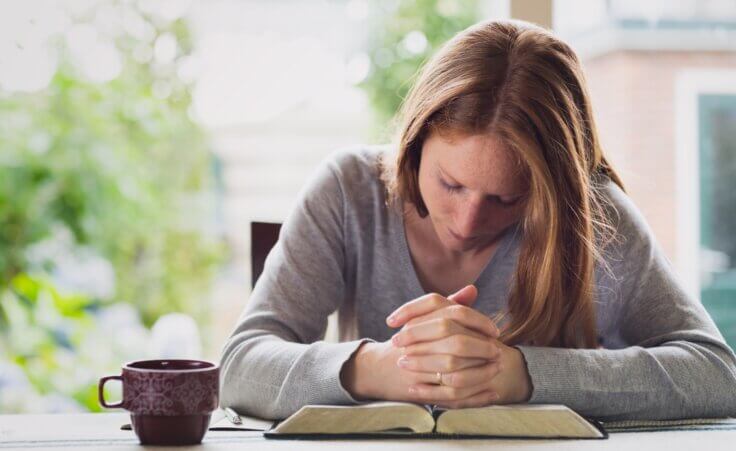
[99,359,219,446]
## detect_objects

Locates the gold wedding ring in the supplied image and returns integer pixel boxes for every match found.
[436,372,443,386]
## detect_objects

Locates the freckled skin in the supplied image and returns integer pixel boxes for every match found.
[416,131,529,255]
[342,131,535,406]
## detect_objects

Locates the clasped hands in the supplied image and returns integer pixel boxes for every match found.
[341,285,532,407]
[385,285,532,408]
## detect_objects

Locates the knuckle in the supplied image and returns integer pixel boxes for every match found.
[428,293,443,305]
[443,372,455,387]
[444,355,459,371]
[448,304,466,319]
[445,335,459,352]
[450,335,467,352]
[439,318,453,334]
[402,328,414,340]
[448,305,467,321]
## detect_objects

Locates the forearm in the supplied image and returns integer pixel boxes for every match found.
[220,333,374,419]
[517,335,736,421]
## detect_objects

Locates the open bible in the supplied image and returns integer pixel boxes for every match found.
[263,401,607,440]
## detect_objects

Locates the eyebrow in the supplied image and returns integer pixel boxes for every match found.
[436,164,523,199]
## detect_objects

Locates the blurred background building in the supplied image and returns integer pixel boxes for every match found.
[1,0,734,413]
[556,0,736,344]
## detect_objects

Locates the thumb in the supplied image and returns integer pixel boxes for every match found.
[447,284,478,306]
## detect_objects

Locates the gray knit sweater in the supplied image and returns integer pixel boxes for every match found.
[220,147,736,421]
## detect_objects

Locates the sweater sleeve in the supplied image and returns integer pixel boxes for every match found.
[219,152,374,419]
[516,182,736,421]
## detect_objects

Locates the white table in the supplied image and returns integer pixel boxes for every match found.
[1,413,736,450]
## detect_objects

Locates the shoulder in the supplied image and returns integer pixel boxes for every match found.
[296,145,394,221]
[597,176,656,256]
[592,176,666,323]
[299,145,388,195]
[323,145,391,185]
[594,175,666,304]
[317,144,394,204]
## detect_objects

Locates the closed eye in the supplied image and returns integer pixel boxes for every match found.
[493,195,524,207]
[439,172,524,206]
[439,178,463,193]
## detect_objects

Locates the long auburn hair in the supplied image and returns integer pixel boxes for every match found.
[384,19,624,348]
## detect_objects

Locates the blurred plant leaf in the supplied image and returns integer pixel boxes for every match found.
[360,0,480,139]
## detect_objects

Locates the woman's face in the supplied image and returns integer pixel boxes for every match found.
[417,130,528,253]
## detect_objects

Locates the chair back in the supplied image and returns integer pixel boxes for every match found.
[250,221,282,288]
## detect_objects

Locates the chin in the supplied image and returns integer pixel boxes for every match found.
[443,233,479,252]
[445,229,503,252]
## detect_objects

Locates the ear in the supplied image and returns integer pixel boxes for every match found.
[447,284,478,306]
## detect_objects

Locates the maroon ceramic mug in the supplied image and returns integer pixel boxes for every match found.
[98,359,219,446]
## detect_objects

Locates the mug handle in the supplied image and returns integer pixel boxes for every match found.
[98,375,124,409]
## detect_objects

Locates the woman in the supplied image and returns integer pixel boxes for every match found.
[220,20,736,421]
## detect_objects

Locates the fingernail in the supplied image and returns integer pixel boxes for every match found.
[490,392,499,400]
[386,314,398,325]
[391,334,401,346]
[397,357,410,367]
[408,386,418,394]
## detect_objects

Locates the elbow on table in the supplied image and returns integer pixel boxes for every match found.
[219,385,296,421]
[711,359,736,418]
[218,349,294,420]
[609,344,736,420]
[680,351,736,419]
[219,364,298,420]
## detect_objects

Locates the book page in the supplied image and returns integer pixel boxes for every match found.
[271,402,435,434]
[436,404,603,438]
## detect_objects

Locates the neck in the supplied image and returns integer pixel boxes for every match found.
[402,204,501,264]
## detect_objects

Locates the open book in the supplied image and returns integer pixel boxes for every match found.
[263,401,607,440]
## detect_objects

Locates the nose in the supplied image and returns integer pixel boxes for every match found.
[454,197,487,237]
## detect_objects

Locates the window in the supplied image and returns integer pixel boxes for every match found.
[699,94,736,347]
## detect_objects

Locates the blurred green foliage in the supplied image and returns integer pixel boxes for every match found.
[2,274,102,411]
[0,4,223,412]
[360,0,480,138]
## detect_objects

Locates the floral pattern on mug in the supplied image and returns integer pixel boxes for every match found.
[123,370,218,415]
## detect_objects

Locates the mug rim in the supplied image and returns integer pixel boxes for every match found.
[123,359,219,373]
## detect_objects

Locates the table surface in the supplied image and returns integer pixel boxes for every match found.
[2,413,736,451]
